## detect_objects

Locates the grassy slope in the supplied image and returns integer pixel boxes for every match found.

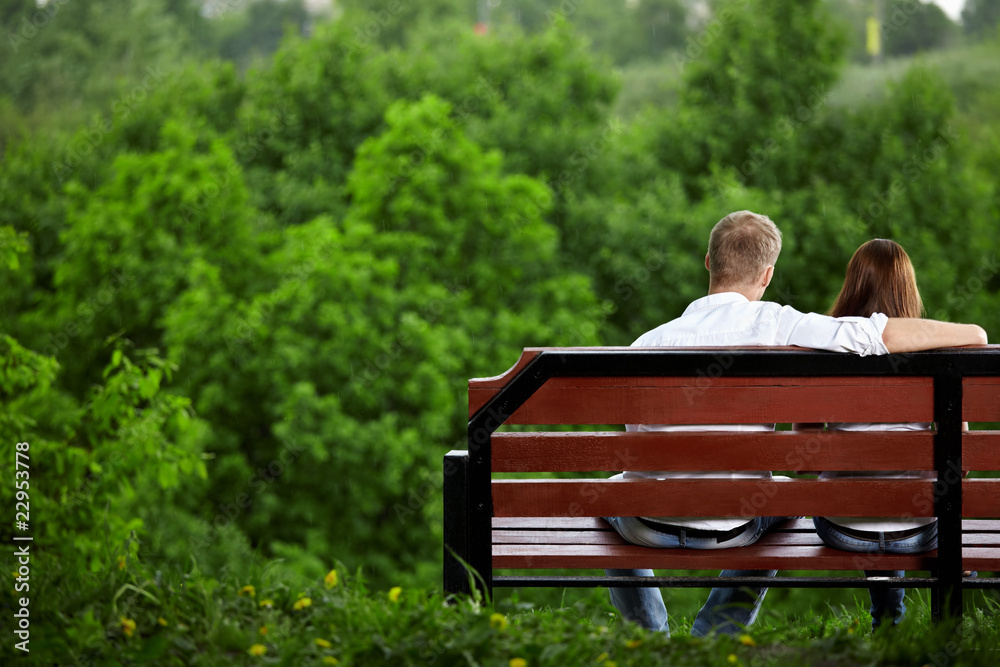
[826,40,1000,111]
[614,39,1000,119]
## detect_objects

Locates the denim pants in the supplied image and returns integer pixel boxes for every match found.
[813,516,938,629]
[604,514,788,637]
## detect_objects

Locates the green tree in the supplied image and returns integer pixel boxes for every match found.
[237,19,618,229]
[487,0,690,65]
[632,0,689,59]
[883,0,958,56]
[42,118,265,393]
[1,0,194,130]
[962,0,1000,35]
[651,0,847,193]
[825,0,875,62]
[0,60,246,370]
[337,0,474,49]
[824,0,959,61]
[554,0,851,339]
[162,95,602,584]
[213,0,309,70]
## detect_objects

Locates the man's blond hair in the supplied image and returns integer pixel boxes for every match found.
[708,211,782,288]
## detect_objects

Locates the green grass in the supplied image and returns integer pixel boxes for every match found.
[11,548,1000,666]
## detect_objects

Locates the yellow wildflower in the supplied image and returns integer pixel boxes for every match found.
[315,638,332,648]
[239,585,256,597]
[509,659,527,667]
[388,586,402,602]
[120,617,136,639]
[625,639,642,649]
[259,599,274,609]
[490,613,509,630]
[293,597,313,610]
[325,569,339,589]
[323,658,340,665]
[157,617,168,627]
[727,655,738,665]
[738,634,755,647]
[248,643,267,656]
[117,556,126,570]
[605,662,617,667]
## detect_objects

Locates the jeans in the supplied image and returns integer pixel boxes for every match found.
[813,516,938,629]
[604,514,789,637]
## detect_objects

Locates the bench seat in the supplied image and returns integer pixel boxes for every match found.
[492,517,1000,572]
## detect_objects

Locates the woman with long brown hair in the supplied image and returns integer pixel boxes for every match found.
[828,238,925,321]
[802,239,948,630]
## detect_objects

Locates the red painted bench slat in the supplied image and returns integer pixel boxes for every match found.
[963,378,1000,422]
[492,431,935,472]
[962,479,1000,518]
[492,516,614,530]
[491,478,935,518]
[474,377,933,425]
[963,432,1000,469]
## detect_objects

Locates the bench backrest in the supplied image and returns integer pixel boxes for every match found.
[453,345,1000,608]
[469,347,1000,524]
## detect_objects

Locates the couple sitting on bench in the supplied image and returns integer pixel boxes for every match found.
[605,211,988,636]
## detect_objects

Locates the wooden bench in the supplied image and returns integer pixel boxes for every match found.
[443,346,1000,620]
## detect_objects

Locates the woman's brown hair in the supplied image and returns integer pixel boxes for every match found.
[829,239,924,319]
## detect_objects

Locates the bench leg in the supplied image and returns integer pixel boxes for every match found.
[443,450,471,596]
[930,570,963,624]
[931,372,964,624]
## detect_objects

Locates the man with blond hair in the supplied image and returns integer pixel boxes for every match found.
[606,210,987,637]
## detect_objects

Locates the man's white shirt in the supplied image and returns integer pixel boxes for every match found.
[623,292,890,531]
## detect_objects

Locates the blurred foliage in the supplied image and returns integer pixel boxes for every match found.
[1,5,1000,661]
[963,0,1000,36]
[338,0,475,49]
[1,0,190,130]
[827,0,959,62]
[161,92,600,583]
[489,0,691,65]
[883,0,958,55]
[212,0,309,71]
[0,0,304,132]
